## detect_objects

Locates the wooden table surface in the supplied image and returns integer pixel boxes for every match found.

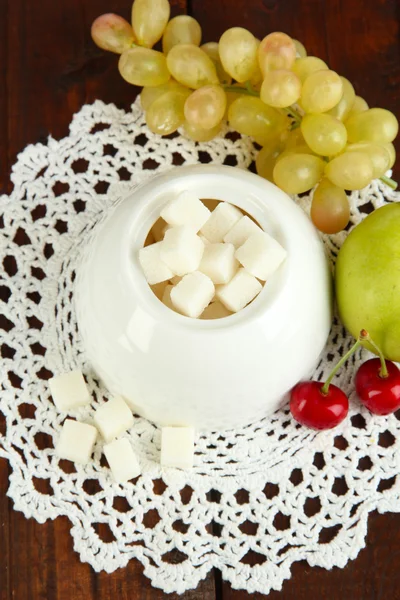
[1,1,400,598]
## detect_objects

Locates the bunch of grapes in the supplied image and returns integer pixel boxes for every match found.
[92,0,398,234]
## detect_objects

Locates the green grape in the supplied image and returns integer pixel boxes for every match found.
[384,142,396,169]
[247,39,263,86]
[183,121,222,142]
[184,85,227,130]
[311,178,350,234]
[346,142,391,178]
[131,0,170,47]
[219,27,259,83]
[258,32,296,74]
[162,16,202,54]
[146,89,190,135]
[325,151,374,190]
[273,154,325,194]
[140,80,188,110]
[228,96,287,141]
[253,126,288,148]
[224,88,244,119]
[327,77,355,121]
[301,114,347,156]
[260,69,301,108]
[345,95,369,120]
[301,70,343,113]
[276,144,315,162]
[91,13,135,54]
[256,138,284,181]
[166,44,219,89]
[293,39,307,58]
[119,47,170,86]
[292,56,328,83]
[201,42,232,85]
[345,108,399,144]
[285,128,305,149]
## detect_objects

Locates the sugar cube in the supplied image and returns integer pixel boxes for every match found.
[161,426,195,469]
[200,203,243,243]
[217,268,262,312]
[235,231,287,281]
[201,301,232,320]
[199,242,239,284]
[49,370,91,412]
[151,281,169,301]
[160,191,211,232]
[152,217,169,242]
[199,234,210,246]
[160,226,204,277]
[139,241,174,285]
[171,272,215,318]
[224,215,262,248]
[162,284,176,311]
[93,396,134,443]
[104,438,141,483]
[56,419,97,464]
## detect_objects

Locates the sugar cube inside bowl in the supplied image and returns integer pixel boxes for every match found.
[217,268,263,313]
[235,231,287,281]
[139,192,288,320]
[171,272,215,318]
[200,202,243,243]
[160,226,205,277]
[139,241,174,285]
[160,191,211,232]
[199,242,239,284]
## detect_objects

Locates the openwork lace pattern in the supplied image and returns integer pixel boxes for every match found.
[0,98,399,595]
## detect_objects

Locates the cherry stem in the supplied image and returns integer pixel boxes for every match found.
[361,331,389,378]
[380,175,398,190]
[321,330,367,395]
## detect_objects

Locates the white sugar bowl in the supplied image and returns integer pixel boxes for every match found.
[75,165,332,431]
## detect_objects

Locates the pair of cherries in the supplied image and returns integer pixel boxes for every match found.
[291,330,400,430]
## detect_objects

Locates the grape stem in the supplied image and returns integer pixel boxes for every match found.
[222,84,258,97]
[281,106,302,126]
[379,174,398,190]
[321,330,368,395]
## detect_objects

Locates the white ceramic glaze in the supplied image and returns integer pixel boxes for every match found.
[75,165,332,431]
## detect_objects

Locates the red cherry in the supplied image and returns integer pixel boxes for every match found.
[355,358,400,415]
[290,381,349,430]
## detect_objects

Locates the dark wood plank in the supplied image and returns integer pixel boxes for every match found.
[0,458,11,600]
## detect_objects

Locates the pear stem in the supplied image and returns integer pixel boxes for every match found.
[321,330,368,395]
[361,331,389,378]
[380,175,398,190]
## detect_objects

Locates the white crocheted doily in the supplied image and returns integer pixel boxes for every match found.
[1,98,400,596]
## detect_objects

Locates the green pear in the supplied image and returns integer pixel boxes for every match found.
[335,203,400,361]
